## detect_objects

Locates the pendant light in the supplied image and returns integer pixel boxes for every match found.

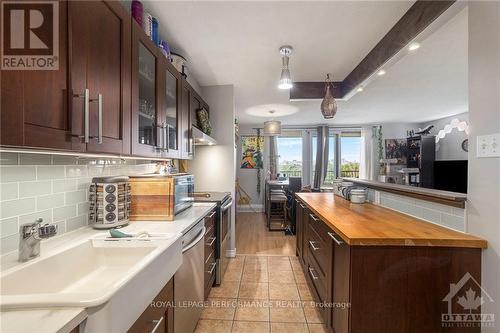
[320,74,337,119]
[278,46,293,90]
[263,110,281,136]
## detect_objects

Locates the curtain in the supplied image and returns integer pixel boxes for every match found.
[313,126,329,188]
[360,126,376,180]
[268,136,278,176]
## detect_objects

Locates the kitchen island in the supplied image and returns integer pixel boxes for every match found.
[295,193,487,333]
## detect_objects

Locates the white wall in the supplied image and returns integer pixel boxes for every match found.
[467,2,500,327]
[419,112,469,161]
[188,85,237,254]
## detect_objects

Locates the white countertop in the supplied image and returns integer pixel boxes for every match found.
[0,203,216,333]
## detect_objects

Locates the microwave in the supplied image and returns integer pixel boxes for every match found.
[173,174,195,215]
[129,174,194,221]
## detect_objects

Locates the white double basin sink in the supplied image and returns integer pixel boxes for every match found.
[0,232,183,332]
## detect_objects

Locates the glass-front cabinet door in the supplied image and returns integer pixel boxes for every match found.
[165,69,178,152]
[131,24,162,157]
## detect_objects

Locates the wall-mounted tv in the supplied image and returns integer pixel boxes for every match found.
[433,160,468,194]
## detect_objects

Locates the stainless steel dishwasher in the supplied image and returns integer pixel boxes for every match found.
[174,219,205,333]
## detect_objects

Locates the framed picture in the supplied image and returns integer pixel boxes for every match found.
[385,139,408,164]
[240,136,264,169]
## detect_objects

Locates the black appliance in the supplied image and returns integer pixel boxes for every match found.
[192,192,232,285]
[407,135,435,188]
[433,160,468,193]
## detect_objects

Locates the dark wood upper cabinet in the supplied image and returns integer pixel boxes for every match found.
[1,0,72,150]
[131,22,164,158]
[69,0,131,154]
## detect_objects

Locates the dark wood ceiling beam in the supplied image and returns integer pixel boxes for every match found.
[289,0,456,101]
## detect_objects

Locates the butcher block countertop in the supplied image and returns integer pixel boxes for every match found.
[296,193,487,249]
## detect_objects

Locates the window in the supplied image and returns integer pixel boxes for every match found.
[340,132,361,178]
[277,136,302,178]
[312,134,337,184]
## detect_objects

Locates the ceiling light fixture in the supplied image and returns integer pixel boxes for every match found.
[263,110,282,136]
[408,42,420,51]
[278,46,293,90]
[357,87,364,92]
[377,69,386,76]
[320,74,337,119]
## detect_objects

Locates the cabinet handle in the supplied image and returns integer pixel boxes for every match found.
[300,204,306,209]
[96,93,103,144]
[309,240,319,251]
[206,237,216,246]
[328,232,344,246]
[165,124,170,151]
[150,316,164,333]
[207,262,217,274]
[208,210,216,218]
[74,88,90,143]
[309,214,320,222]
[308,267,319,280]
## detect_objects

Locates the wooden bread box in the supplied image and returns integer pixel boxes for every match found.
[129,176,175,221]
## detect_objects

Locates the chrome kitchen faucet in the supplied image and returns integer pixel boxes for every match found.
[18,218,58,262]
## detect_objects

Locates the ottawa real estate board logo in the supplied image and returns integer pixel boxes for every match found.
[1,1,58,70]
[442,272,495,328]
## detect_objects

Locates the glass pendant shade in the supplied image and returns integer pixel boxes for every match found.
[321,75,337,119]
[263,120,282,136]
[278,55,292,89]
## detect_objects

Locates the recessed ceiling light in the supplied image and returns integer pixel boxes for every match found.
[357,87,364,92]
[377,69,386,76]
[408,42,420,51]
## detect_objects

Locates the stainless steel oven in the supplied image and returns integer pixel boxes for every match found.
[173,174,194,215]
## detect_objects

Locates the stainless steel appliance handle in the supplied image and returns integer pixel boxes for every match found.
[308,267,319,280]
[328,232,344,246]
[176,181,194,186]
[221,198,233,211]
[207,262,216,274]
[309,240,319,251]
[150,316,164,333]
[182,226,206,253]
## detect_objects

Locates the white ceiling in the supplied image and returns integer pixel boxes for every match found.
[146,1,467,125]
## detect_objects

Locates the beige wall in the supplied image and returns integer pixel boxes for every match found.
[467,2,500,327]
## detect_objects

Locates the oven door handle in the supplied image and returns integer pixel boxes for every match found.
[182,226,206,253]
[221,198,233,211]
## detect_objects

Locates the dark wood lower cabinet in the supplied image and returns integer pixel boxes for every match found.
[296,198,482,333]
[128,278,174,333]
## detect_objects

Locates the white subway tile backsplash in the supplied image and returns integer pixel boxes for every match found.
[1,234,18,253]
[53,205,77,221]
[65,190,87,205]
[52,155,78,165]
[67,215,87,232]
[0,198,36,219]
[0,217,18,237]
[37,166,65,180]
[52,179,77,193]
[65,165,88,178]
[371,188,465,232]
[19,209,52,225]
[0,166,37,183]
[0,183,18,201]
[37,193,65,211]
[0,152,19,165]
[19,180,52,198]
[19,153,52,165]
[0,153,159,254]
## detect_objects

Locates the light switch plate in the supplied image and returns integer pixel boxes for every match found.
[477,133,500,158]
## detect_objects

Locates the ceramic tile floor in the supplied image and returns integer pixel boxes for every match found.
[195,255,329,333]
